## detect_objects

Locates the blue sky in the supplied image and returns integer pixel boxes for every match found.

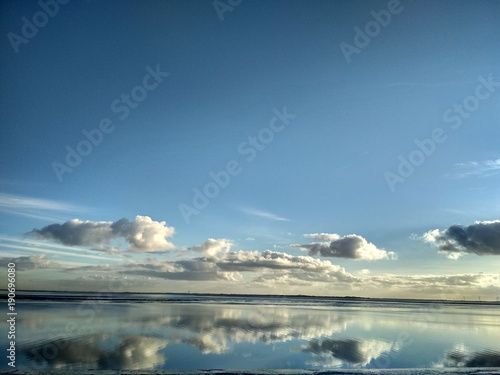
[1,0,500,299]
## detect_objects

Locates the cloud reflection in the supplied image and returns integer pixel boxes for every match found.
[301,338,394,367]
[138,304,352,354]
[22,334,167,370]
[438,344,500,368]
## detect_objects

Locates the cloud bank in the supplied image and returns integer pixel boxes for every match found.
[0,254,60,270]
[119,249,359,285]
[292,233,396,260]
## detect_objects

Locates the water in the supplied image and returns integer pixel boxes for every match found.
[2,292,500,371]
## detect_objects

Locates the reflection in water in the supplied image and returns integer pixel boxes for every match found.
[7,295,500,370]
[439,344,500,368]
[302,338,394,367]
[23,334,167,370]
[150,304,351,346]
[185,334,228,354]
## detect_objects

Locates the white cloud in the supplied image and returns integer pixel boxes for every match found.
[291,234,396,260]
[304,233,341,241]
[0,237,118,261]
[29,215,175,252]
[116,249,359,284]
[448,158,500,178]
[0,192,86,221]
[240,207,290,221]
[0,193,84,212]
[123,216,175,252]
[189,238,232,256]
[216,250,358,283]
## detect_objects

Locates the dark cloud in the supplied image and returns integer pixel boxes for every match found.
[423,220,500,258]
[292,233,396,260]
[28,215,175,252]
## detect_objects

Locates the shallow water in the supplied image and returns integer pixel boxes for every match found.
[3,292,500,371]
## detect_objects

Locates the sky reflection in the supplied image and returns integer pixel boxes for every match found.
[6,297,500,370]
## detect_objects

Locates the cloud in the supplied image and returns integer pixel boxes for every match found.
[241,207,290,221]
[0,236,118,261]
[291,234,396,260]
[189,238,232,256]
[304,233,341,241]
[370,273,499,289]
[448,158,500,178]
[122,257,240,282]
[28,215,175,252]
[0,192,86,221]
[0,193,83,212]
[216,250,342,272]
[362,272,499,299]
[12,249,499,298]
[302,338,394,367]
[0,254,60,270]
[119,249,358,285]
[422,220,500,258]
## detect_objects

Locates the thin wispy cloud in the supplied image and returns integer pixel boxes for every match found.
[240,207,290,222]
[447,159,500,178]
[377,78,477,89]
[0,192,87,221]
[0,193,84,211]
[0,237,118,261]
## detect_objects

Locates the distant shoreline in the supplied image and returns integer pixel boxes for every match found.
[2,289,499,305]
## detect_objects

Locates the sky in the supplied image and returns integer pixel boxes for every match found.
[1,0,499,299]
